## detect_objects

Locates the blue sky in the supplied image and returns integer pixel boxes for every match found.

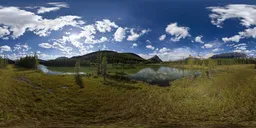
[0,0,256,61]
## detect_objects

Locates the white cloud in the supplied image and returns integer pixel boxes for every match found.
[0,6,84,39]
[127,28,150,41]
[159,47,170,53]
[146,45,155,50]
[202,43,213,49]
[32,15,85,37]
[208,4,256,28]
[0,26,10,39]
[222,27,256,42]
[85,36,108,44]
[113,27,126,42]
[0,45,11,53]
[52,42,73,54]
[95,19,118,33]
[39,42,73,54]
[13,43,30,52]
[165,23,190,42]
[132,43,138,48]
[212,48,223,52]
[37,7,60,14]
[222,35,241,42]
[139,47,196,61]
[195,36,204,44]
[47,2,69,8]
[37,2,69,14]
[39,43,53,49]
[239,27,256,38]
[159,34,166,41]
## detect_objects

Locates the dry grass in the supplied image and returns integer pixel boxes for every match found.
[0,65,256,127]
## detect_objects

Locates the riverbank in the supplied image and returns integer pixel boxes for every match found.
[0,65,256,127]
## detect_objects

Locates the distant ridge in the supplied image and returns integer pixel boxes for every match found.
[41,50,154,66]
[148,55,162,63]
[211,52,247,59]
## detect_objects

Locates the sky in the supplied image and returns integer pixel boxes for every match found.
[0,0,256,61]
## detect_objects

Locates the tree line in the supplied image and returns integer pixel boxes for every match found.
[0,55,8,68]
[15,53,39,69]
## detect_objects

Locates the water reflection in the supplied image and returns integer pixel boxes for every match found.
[38,65,85,75]
[130,67,200,86]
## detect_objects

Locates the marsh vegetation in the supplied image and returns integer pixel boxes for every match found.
[0,52,256,127]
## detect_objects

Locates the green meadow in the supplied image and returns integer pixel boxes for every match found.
[1,64,256,127]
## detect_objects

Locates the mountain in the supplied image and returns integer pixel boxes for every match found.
[41,50,150,67]
[55,57,69,60]
[148,55,162,63]
[185,55,200,60]
[72,50,147,63]
[211,52,247,59]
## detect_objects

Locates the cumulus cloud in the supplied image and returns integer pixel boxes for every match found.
[0,26,10,39]
[222,27,256,42]
[114,27,126,42]
[0,6,84,39]
[201,43,213,49]
[165,23,190,42]
[146,45,155,50]
[127,29,150,41]
[222,35,241,42]
[39,43,53,49]
[95,19,118,33]
[159,47,170,53]
[139,47,196,61]
[195,36,204,44]
[0,45,11,53]
[159,34,166,41]
[208,4,256,28]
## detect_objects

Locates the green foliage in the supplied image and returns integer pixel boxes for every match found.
[0,56,8,68]
[15,54,39,69]
[42,58,92,67]
[169,58,255,66]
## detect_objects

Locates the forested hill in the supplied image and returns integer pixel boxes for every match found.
[211,52,247,59]
[71,50,146,63]
[40,50,162,67]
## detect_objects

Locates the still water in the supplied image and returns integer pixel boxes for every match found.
[38,65,85,75]
[129,67,200,86]
[38,65,199,86]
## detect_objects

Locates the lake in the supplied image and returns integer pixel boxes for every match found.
[129,67,200,86]
[38,65,85,75]
[38,65,200,86]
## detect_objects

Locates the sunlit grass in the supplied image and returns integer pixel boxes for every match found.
[0,64,256,127]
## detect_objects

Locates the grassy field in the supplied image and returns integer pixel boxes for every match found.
[0,64,256,127]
